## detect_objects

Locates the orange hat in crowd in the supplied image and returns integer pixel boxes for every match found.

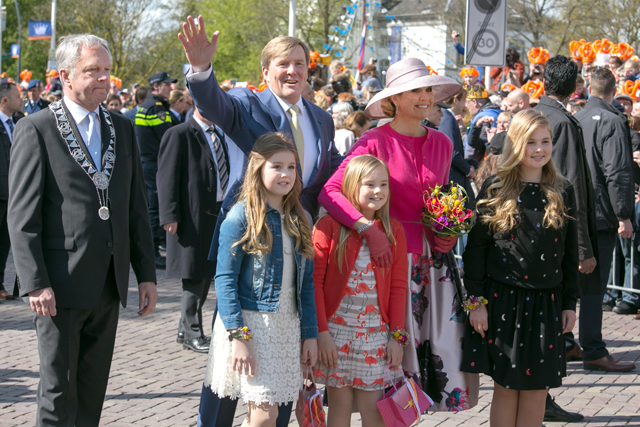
[611,42,635,61]
[110,76,122,89]
[569,40,587,60]
[20,69,32,82]
[593,38,614,54]
[621,80,640,101]
[45,69,59,77]
[579,43,596,63]
[500,83,516,93]
[521,80,544,99]
[459,67,479,78]
[527,47,550,65]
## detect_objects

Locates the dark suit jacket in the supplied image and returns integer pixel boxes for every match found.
[8,100,156,309]
[440,109,477,208]
[0,123,11,201]
[187,71,341,218]
[157,118,225,279]
[535,96,600,295]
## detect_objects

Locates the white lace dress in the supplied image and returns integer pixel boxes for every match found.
[204,222,303,406]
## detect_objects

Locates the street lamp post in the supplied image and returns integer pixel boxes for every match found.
[288,0,296,37]
[47,0,57,71]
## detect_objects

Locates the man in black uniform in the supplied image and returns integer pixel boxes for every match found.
[135,71,179,268]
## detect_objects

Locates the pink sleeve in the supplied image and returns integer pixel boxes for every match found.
[318,136,378,228]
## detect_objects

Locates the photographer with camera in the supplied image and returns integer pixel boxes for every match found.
[490,47,525,90]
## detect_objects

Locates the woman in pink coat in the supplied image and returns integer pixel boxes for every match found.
[319,58,479,412]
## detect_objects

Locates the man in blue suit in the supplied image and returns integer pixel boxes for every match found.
[179,15,341,427]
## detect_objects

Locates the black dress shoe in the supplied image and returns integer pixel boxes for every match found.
[612,301,638,315]
[544,396,584,422]
[155,254,166,269]
[176,332,184,344]
[202,335,211,344]
[183,337,210,353]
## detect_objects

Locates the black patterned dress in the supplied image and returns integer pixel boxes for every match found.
[460,178,580,390]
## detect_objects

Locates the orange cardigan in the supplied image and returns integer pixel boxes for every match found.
[312,215,408,333]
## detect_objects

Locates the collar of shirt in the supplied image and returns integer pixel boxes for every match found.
[0,110,11,126]
[64,96,100,127]
[193,115,214,135]
[273,93,306,118]
[170,108,181,120]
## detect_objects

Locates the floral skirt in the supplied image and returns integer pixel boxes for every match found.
[403,237,479,412]
[460,279,566,390]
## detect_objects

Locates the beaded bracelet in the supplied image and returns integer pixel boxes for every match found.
[463,296,488,312]
[228,326,252,341]
[390,328,409,346]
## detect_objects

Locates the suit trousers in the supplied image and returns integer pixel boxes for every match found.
[34,262,119,427]
[179,278,211,340]
[0,200,10,292]
[197,306,293,427]
[141,160,164,251]
[578,231,616,362]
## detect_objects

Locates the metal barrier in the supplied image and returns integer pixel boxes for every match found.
[607,238,640,295]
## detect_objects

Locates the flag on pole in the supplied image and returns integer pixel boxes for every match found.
[11,44,20,58]
[28,21,52,40]
[357,8,367,72]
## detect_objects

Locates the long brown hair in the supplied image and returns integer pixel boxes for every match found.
[478,109,569,233]
[232,133,314,259]
[335,155,395,271]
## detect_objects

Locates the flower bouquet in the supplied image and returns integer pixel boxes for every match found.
[422,183,475,236]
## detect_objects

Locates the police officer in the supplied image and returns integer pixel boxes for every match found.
[23,79,50,115]
[135,71,179,268]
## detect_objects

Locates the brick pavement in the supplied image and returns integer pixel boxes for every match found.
[1,252,639,426]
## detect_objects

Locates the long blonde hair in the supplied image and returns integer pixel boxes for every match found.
[478,109,568,233]
[336,155,395,271]
[232,132,314,259]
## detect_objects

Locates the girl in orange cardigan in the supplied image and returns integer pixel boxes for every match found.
[312,155,408,427]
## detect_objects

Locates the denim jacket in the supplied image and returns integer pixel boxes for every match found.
[215,202,318,340]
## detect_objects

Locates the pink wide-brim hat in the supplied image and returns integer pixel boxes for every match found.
[364,58,463,119]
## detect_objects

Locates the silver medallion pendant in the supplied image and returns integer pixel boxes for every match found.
[99,206,110,220]
[93,172,109,190]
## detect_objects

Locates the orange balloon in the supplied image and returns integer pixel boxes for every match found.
[611,43,635,61]
[521,80,544,99]
[569,40,587,60]
[500,83,516,93]
[579,43,596,63]
[527,47,550,65]
[593,38,613,54]
[621,80,640,101]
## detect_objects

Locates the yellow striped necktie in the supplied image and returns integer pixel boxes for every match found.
[288,104,304,173]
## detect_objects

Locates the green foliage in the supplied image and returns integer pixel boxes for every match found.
[199,0,288,83]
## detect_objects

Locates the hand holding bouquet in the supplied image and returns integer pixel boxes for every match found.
[422,183,475,237]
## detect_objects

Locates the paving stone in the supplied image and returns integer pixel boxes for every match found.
[1,252,639,426]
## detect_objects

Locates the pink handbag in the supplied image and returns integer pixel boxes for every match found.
[295,367,326,427]
[376,370,433,427]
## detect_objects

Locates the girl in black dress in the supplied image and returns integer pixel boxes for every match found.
[461,109,580,427]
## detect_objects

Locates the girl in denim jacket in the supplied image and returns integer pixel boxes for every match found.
[204,133,318,425]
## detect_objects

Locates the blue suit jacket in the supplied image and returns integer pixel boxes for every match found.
[187,70,341,218]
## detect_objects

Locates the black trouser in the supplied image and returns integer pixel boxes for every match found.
[0,200,10,292]
[577,231,616,362]
[34,263,119,426]
[179,278,211,340]
[141,159,164,251]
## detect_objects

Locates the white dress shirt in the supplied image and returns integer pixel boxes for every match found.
[187,65,319,186]
[64,97,101,168]
[0,110,13,143]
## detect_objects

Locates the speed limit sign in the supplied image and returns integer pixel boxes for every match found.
[465,0,507,67]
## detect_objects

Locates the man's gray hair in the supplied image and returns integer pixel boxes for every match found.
[56,34,111,77]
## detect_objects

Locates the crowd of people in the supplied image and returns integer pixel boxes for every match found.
[0,15,638,427]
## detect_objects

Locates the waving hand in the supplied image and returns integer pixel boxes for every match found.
[178,15,219,73]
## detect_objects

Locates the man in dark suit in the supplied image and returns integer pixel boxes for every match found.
[8,34,157,426]
[179,15,341,427]
[157,108,229,353]
[0,81,22,300]
[23,79,50,115]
